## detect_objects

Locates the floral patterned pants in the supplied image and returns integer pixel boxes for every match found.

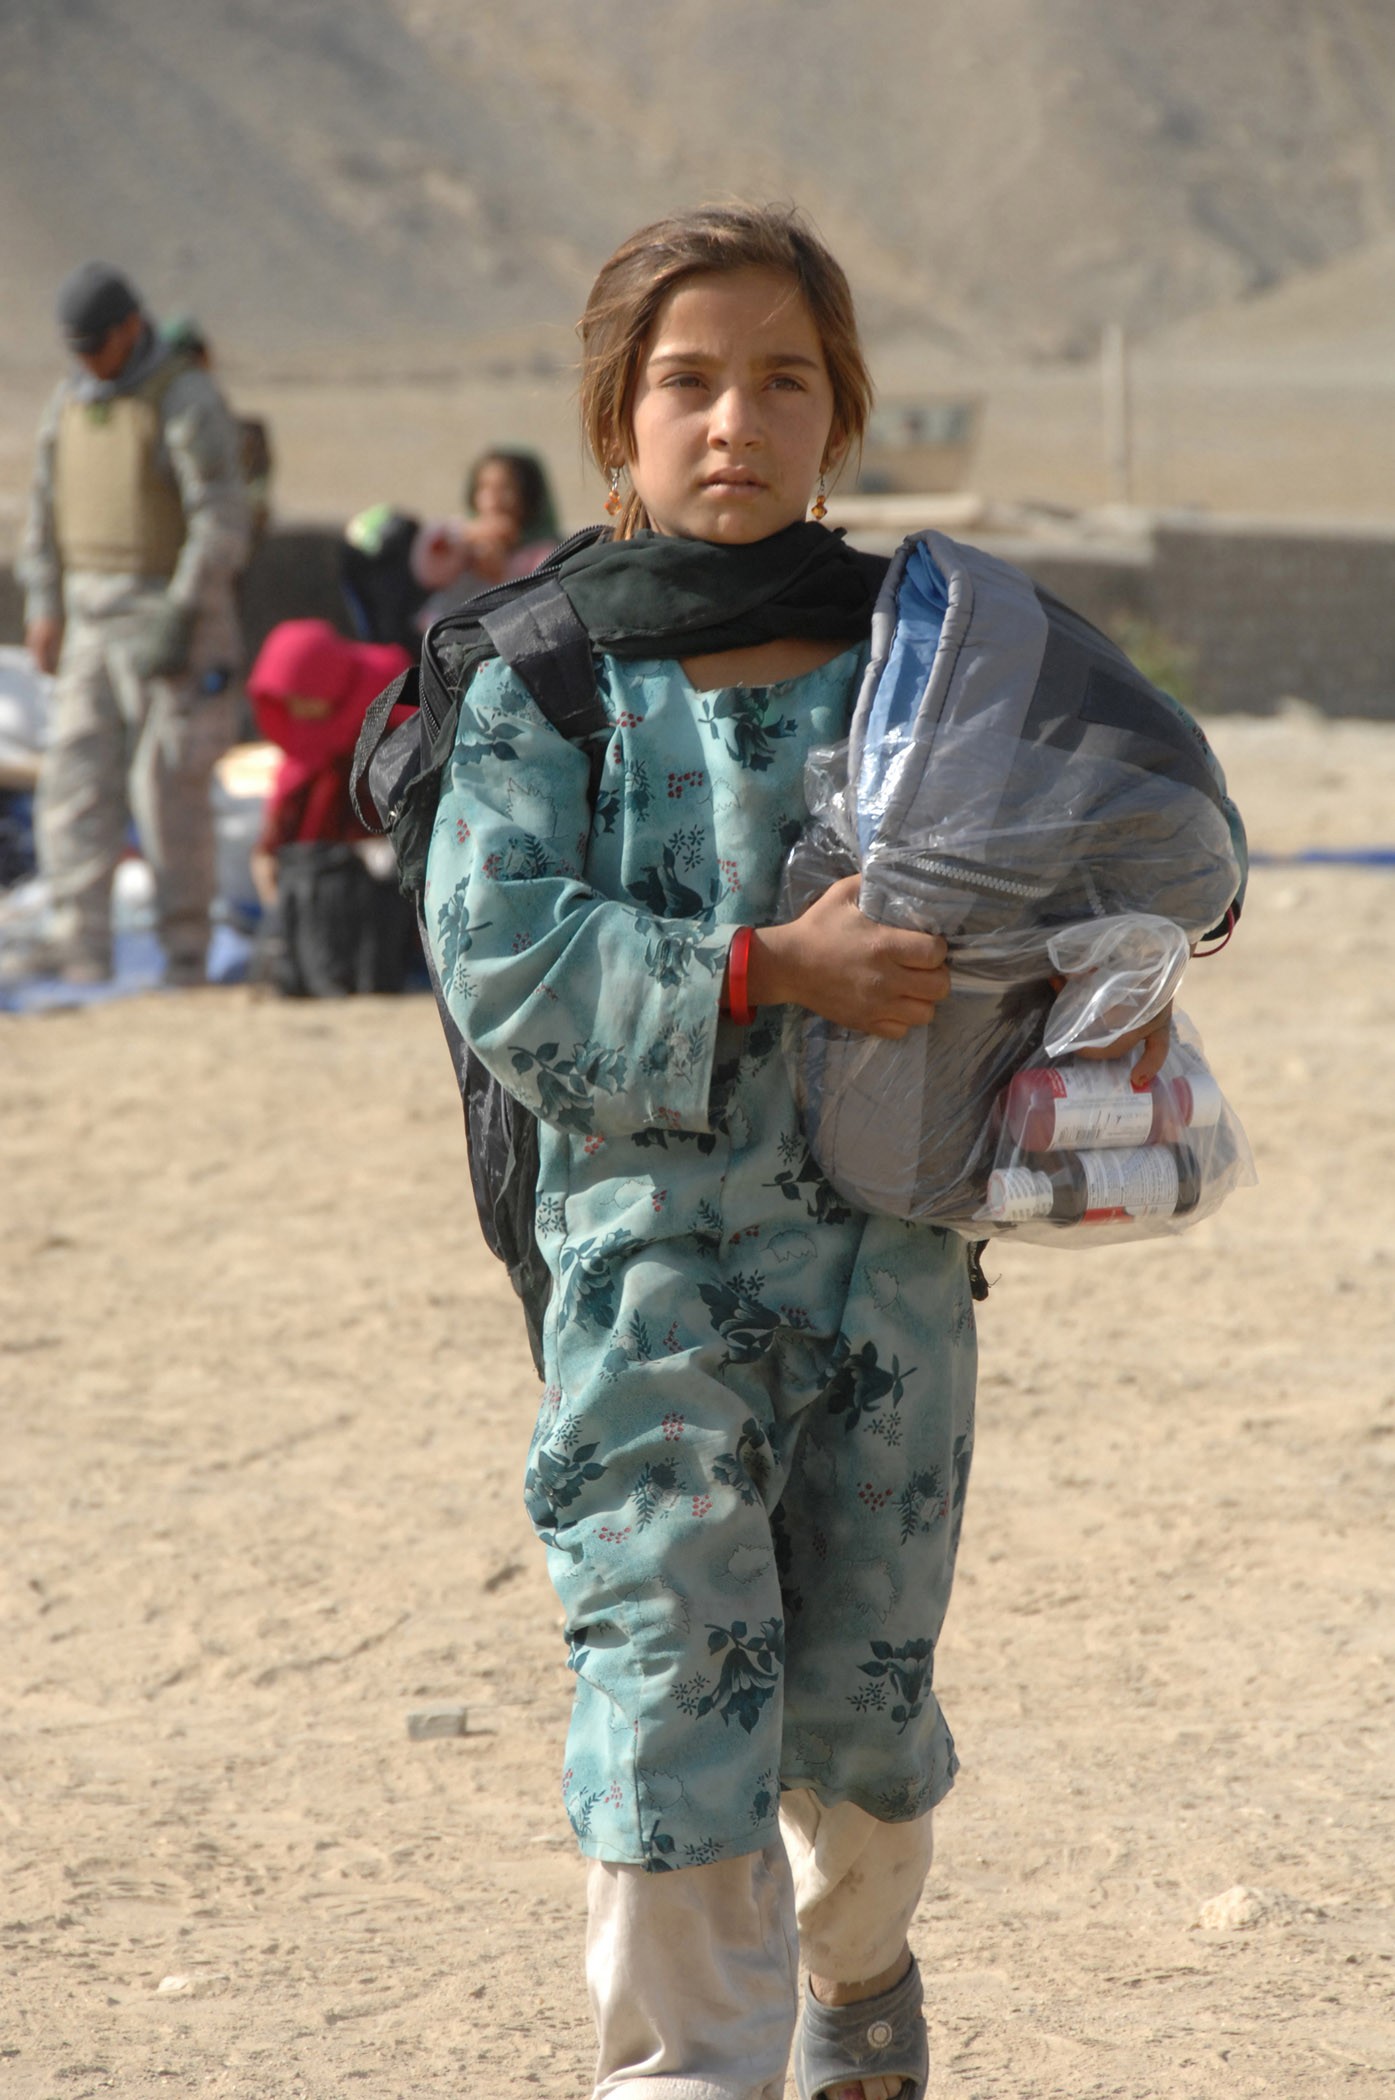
[527,1229,977,1868]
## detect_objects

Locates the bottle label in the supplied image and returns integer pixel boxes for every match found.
[985,1166,1053,1221]
[1041,1065,1155,1148]
[1079,1147,1180,1220]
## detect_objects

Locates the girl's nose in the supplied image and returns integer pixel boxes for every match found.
[708,385,761,447]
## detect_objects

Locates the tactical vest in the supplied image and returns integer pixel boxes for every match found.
[52,361,187,578]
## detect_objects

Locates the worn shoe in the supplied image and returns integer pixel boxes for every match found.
[793,1954,928,2100]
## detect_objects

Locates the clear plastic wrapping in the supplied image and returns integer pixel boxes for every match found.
[975,1012,1253,1246]
[782,739,1253,1244]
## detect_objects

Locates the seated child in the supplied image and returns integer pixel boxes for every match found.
[246,620,417,996]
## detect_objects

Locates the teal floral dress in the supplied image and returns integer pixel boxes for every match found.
[425,644,977,1869]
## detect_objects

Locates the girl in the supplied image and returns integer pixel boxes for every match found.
[462,446,562,570]
[413,446,563,626]
[424,205,1169,2100]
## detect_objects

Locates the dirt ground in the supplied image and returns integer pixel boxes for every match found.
[3,710,1394,2099]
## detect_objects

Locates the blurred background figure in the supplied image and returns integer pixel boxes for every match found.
[413,446,562,625]
[15,261,249,985]
[339,447,561,651]
[245,617,418,997]
[161,315,276,554]
[0,645,48,892]
[339,501,429,655]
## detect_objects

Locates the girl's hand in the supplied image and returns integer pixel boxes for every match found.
[413,516,520,591]
[1073,1000,1174,1085]
[748,873,950,1039]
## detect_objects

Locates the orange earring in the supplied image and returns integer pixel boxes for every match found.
[605,466,623,518]
[810,473,828,522]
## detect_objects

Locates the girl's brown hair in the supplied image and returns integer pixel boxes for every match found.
[578,202,874,537]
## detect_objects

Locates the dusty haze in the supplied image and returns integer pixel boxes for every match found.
[3,3,1395,531]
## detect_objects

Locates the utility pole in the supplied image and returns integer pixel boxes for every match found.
[1101,322,1134,506]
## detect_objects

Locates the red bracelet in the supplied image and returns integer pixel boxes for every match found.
[725,924,756,1025]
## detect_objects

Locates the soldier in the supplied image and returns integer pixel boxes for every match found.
[17,262,250,984]
[160,314,275,552]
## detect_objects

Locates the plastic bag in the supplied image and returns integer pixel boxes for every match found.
[782,738,1251,1241]
[975,1011,1255,1246]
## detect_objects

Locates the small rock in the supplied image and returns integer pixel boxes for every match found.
[1197,1884,1322,1931]
[156,1971,229,1996]
[406,1703,469,1741]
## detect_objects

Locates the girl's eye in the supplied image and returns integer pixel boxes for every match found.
[768,374,806,392]
[662,373,705,390]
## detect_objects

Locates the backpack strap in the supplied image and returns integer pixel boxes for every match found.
[350,529,611,838]
[349,664,416,829]
[482,579,609,797]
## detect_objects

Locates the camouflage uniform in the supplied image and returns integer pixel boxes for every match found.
[18,333,250,978]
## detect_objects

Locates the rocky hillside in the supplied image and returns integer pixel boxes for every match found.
[2,0,1394,372]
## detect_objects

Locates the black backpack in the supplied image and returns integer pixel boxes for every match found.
[264,840,420,999]
[351,527,612,1375]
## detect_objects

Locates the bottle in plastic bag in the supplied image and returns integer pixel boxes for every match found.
[985,1143,1202,1224]
[1005,1062,1223,1153]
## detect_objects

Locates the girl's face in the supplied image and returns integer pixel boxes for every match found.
[471,458,525,526]
[623,267,840,544]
